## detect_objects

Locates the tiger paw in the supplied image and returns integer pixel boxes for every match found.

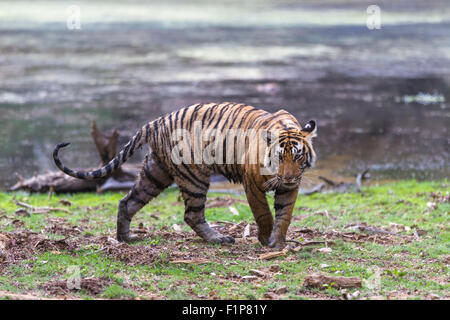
[117,232,141,243]
[208,234,235,244]
[268,240,286,250]
[258,234,270,246]
[268,235,286,250]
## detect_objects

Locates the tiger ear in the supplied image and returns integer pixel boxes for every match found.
[301,120,317,139]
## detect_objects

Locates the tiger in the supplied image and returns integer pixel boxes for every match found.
[53,102,317,249]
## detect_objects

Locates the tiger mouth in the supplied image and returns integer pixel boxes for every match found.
[263,176,302,191]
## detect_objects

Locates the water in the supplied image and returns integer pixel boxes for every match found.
[0,0,449,189]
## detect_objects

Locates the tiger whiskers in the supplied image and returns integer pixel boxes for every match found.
[263,176,281,191]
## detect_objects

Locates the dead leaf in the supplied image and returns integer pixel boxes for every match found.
[106,237,119,245]
[315,247,332,254]
[0,233,10,250]
[428,293,440,300]
[243,224,251,238]
[342,290,360,300]
[229,206,239,216]
[389,222,410,232]
[241,275,258,281]
[426,202,437,210]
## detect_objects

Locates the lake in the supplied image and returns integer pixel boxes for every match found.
[0,0,449,189]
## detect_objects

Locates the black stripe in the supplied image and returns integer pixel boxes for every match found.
[129,130,142,156]
[173,167,207,191]
[161,117,170,149]
[180,162,209,187]
[237,108,255,129]
[181,189,206,199]
[212,103,232,130]
[179,107,189,129]
[220,103,240,132]
[274,188,291,196]
[141,188,159,198]
[188,103,202,131]
[91,169,103,179]
[186,204,205,213]
[205,104,221,128]
[113,157,120,169]
[132,196,146,206]
[274,201,295,212]
[201,105,214,125]
[152,120,159,144]
[143,166,166,190]
[246,184,266,205]
[121,142,131,163]
[76,172,86,179]
[168,112,174,135]
[144,123,150,143]
[105,164,113,175]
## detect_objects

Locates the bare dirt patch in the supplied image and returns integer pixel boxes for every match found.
[39,276,113,296]
[0,230,78,271]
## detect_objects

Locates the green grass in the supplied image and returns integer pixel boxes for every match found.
[0,180,448,300]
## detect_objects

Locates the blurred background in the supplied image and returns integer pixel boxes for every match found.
[0,0,449,189]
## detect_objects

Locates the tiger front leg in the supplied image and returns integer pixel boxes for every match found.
[244,183,273,246]
[268,187,298,249]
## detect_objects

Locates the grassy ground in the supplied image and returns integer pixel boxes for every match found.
[0,180,448,300]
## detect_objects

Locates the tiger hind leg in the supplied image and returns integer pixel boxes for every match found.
[117,154,173,243]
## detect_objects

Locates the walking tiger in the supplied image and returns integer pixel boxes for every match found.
[53,102,317,249]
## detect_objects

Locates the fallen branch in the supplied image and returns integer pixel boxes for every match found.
[355,225,405,237]
[258,249,288,260]
[170,259,211,264]
[300,183,325,195]
[302,168,371,195]
[285,239,333,246]
[304,273,362,289]
[15,201,71,214]
[318,176,339,187]
[356,168,371,192]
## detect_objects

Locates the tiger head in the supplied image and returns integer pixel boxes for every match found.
[264,120,317,190]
